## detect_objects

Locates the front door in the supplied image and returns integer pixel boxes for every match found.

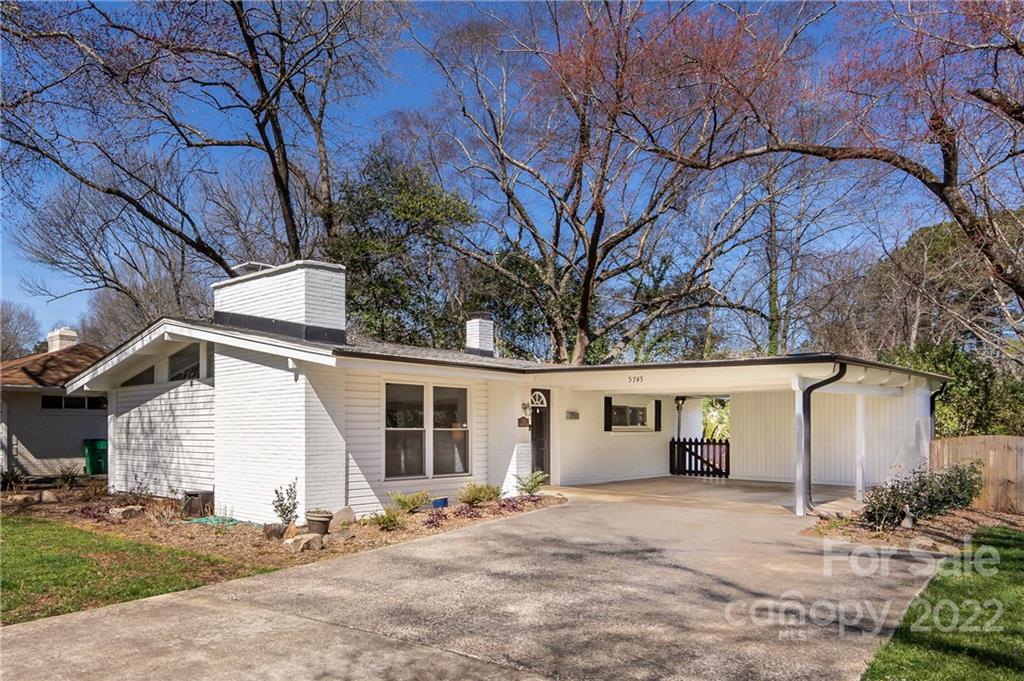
[530,389,550,475]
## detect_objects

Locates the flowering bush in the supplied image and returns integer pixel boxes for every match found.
[861,461,984,530]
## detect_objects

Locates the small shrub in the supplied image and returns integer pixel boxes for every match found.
[1,468,24,491]
[452,504,480,519]
[57,464,81,491]
[458,482,501,507]
[272,478,299,524]
[390,490,430,514]
[145,498,181,526]
[364,505,403,532]
[861,461,984,530]
[514,471,549,495]
[423,508,447,528]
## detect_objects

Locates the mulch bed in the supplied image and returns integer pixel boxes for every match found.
[803,506,1024,554]
[1,480,566,570]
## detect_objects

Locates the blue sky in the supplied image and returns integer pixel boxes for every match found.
[0,4,934,339]
[1,39,440,334]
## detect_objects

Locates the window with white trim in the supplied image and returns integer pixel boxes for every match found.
[385,383,425,478]
[384,382,470,479]
[433,386,469,475]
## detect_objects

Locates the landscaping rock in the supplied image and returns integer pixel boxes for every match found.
[900,504,915,529]
[6,493,37,507]
[283,533,322,553]
[283,522,301,540]
[322,530,355,547]
[262,523,289,540]
[328,506,356,533]
[40,490,59,504]
[109,505,144,520]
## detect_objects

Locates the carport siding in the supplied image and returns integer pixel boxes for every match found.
[729,384,932,487]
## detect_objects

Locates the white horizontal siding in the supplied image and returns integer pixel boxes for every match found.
[343,370,492,516]
[111,380,214,497]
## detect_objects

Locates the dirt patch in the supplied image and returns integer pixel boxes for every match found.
[803,506,1024,553]
[1,481,567,570]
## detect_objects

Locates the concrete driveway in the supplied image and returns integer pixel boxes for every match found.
[1,497,933,681]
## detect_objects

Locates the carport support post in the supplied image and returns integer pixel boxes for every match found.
[792,379,810,517]
[855,394,866,502]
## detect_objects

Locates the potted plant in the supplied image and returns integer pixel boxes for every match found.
[305,508,333,535]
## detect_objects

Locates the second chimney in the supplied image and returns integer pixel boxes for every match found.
[465,313,495,357]
[47,327,79,352]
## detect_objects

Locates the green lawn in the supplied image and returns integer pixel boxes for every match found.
[1,517,259,625]
[864,526,1024,680]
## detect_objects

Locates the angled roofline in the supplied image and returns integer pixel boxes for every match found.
[68,317,951,392]
[65,317,338,393]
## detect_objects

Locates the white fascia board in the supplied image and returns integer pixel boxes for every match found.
[67,320,337,392]
[336,355,524,382]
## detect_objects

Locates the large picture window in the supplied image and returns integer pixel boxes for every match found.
[384,382,471,480]
[385,383,425,478]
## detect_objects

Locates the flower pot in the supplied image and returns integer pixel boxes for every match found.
[305,510,333,535]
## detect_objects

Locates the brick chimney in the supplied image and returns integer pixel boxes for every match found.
[211,261,346,343]
[46,327,79,352]
[465,313,495,357]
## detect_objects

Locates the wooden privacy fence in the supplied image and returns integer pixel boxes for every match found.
[930,436,1023,513]
[669,438,730,478]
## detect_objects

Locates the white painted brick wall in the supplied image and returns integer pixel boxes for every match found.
[214,346,307,522]
[557,391,675,485]
[213,262,346,331]
[466,318,494,355]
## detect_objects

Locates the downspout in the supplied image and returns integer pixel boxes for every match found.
[929,382,947,441]
[802,362,848,514]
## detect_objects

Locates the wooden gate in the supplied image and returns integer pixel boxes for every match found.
[670,438,730,478]
[930,436,1023,513]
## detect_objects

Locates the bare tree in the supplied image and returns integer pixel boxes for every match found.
[2,1,395,271]
[1,300,41,359]
[607,2,1023,358]
[411,4,767,364]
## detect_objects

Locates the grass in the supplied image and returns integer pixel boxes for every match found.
[1,517,262,625]
[863,526,1024,681]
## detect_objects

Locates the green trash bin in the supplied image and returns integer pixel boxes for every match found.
[83,439,108,476]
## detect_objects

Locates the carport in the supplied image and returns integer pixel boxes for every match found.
[530,354,948,516]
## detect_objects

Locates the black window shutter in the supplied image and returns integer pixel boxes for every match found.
[654,400,662,432]
[604,396,613,431]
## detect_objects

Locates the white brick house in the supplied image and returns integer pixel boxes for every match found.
[68,261,948,522]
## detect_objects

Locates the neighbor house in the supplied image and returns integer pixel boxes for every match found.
[67,261,948,523]
[1,328,108,475]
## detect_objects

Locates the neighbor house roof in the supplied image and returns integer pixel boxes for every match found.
[0,344,107,389]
